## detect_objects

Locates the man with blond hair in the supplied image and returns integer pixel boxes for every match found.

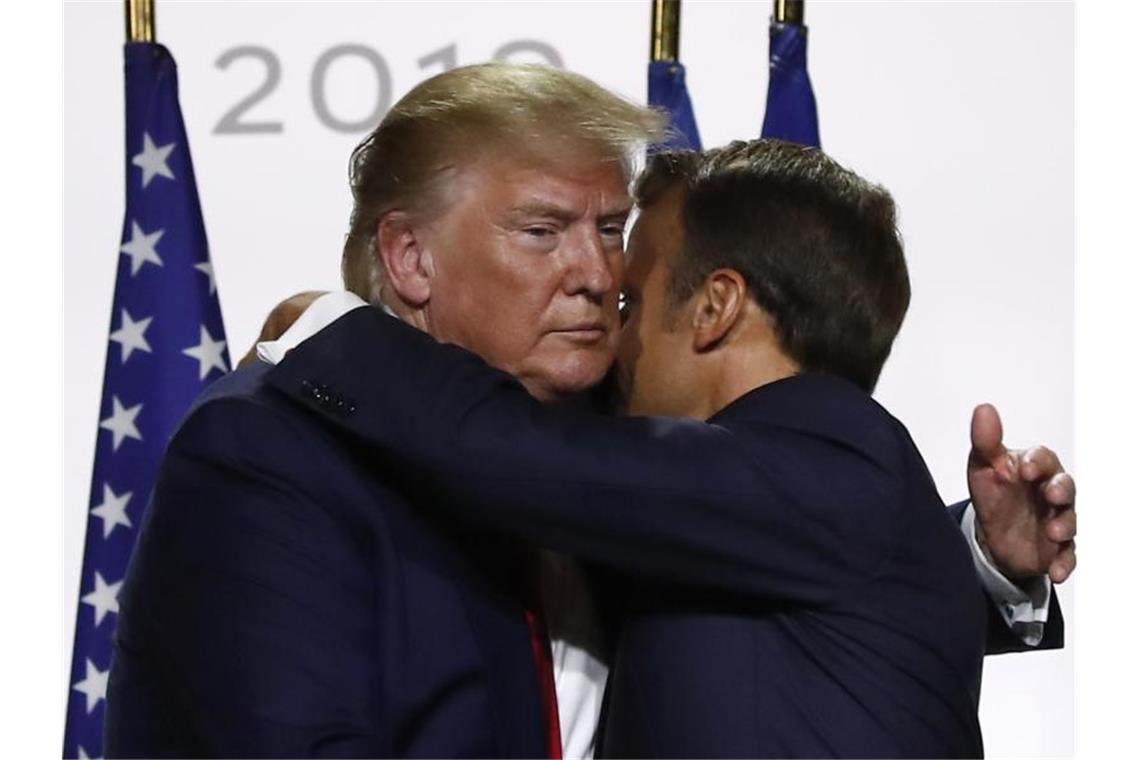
[106,63,664,760]
[107,64,1073,759]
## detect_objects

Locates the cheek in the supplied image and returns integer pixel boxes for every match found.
[462,242,555,316]
[506,266,565,338]
[623,304,687,412]
[615,315,643,385]
[470,264,565,368]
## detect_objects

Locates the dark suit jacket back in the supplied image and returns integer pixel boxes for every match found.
[105,361,548,758]
[595,378,987,757]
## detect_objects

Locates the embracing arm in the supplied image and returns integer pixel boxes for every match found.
[251,291,1073,652]
[267,308,905,606]
[106,394,387,758]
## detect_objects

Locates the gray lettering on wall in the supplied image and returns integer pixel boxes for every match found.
[311,45,393,134]
[417,43,458,75]
[213,46,284,134]
[213,41,563,135]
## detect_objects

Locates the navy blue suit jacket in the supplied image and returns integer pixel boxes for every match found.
[261,308,1062,758]
[104,361,550,758]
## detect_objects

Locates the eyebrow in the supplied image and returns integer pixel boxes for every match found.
[505,201,634,225]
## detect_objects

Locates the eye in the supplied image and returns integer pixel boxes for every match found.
[523,226,556,238]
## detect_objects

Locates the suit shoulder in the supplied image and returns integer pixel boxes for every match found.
[726,374,915,481]
[169,362,333,477]
[153,363,392,549]
[185,360,273,412]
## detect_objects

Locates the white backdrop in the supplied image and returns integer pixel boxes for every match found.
[64,1,1075,755]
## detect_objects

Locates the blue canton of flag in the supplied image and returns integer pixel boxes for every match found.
[648,59,702,151]
[760,20,821,148]
[64,42,230,760]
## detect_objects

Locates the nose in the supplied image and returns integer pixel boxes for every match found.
[563,227,616,301]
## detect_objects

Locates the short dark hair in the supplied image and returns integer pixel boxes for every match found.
[634,139,910,393]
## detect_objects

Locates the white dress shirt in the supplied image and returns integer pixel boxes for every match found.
[257,290,1052,759]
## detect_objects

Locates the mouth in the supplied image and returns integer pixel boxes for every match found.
[551,322,609,344]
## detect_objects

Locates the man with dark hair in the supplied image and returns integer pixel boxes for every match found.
[632,141,909,394]
[260,138,1063,756]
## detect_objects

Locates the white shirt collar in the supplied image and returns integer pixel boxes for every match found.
[255,290,371,366]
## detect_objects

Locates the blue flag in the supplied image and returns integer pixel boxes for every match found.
[761,21,821,147]
[64,42,230,760]
[648,59,702,151]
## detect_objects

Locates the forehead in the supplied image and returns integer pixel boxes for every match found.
[462,147,632,209]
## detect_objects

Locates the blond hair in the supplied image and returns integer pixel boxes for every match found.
[341,63,666,303]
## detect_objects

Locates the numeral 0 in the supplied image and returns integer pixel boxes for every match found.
[214,40,564,136]
[311,45,392,133]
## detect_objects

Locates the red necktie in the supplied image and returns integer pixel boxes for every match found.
[524,560,562,759]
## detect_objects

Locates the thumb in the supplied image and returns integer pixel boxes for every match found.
[970,403,1011,476]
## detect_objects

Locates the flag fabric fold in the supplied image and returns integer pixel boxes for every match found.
[760,22,821,148]
[648,59,702,151]
[64,42,230,760]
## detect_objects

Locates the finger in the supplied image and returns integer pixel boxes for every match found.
[1046,507,1076,543]
[1040,472,1076,509]
[1019,445,1063,483]
[1049,541,1076,584]
[969,404,1014,479]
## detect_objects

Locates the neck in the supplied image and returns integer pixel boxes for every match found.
[706,352,799,419]
[700,313,800,420]
[381,289,431,333]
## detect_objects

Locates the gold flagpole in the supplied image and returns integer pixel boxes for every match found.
[774,0,805,26]
[125,0,156,42]
[650,0,681,62]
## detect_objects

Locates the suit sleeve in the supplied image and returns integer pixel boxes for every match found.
[107,395,388,758]
[946,500,1065,653]
[268,309,904,607]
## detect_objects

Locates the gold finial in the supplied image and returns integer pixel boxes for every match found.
[651,0,681,62]
[125,0,155,42]
[774,0,805,26]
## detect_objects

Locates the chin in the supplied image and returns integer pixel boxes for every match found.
[530,350,613,401]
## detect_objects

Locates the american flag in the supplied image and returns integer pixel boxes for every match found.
[64,41,230,760]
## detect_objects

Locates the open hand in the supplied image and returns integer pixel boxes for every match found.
[967,403,1076,584]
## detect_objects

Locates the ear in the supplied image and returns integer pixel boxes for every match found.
[691,268,748,352]
[376,211,433,307]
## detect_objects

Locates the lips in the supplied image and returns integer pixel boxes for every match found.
[551,321,609,343]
